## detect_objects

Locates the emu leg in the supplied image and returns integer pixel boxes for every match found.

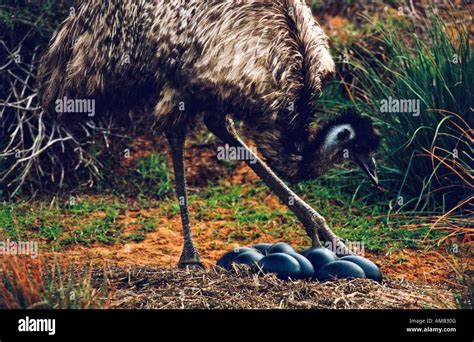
[166,127,203,268]
[205,115,353,257]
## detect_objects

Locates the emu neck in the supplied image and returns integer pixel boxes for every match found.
[244,124,299,181]
[244,121,330,183]
[295,130,333,181]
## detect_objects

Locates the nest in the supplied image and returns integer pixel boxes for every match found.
[101,265,458,309]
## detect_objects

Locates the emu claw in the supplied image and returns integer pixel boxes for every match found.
[178,251,203,269]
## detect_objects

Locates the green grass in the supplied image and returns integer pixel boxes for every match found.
[182,180,447,251]
[0,174,455,255]
[60,210,122,247]
[109,153,174,199]
[0,196,163,250]
[318,10,472,213]
[298,178,446,252]
[124,217,158,243]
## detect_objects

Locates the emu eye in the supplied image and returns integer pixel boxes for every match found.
[337,129,351,142]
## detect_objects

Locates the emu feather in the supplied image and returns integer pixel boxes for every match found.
[37,0,335,181]
[37,0,381,265]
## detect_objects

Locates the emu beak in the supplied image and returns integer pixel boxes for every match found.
[353,153,378,186]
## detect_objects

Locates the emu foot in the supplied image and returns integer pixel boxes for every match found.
[305,213,354,257]
[320,234,354,257]
[178,249,203,269]
[308,234,353,257]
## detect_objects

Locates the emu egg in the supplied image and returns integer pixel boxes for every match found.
[268,242,296,255]
[232,251,264,268]
[302,247,338,272]
[299,247,313,256]
[252,243,273,256]
[316,260,366,281]
[217,247,258,270]
[258,253,301,280]
[341,256,382,283]
[286,252,315,279]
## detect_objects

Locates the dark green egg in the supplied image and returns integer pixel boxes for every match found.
[252,243,273,256]
[267,242,296,255]
[217,247,257,270]
[286,252,315,279]
[232,251,264,269]
[299,247,313,256]
[341,256,382,283]
[258,253,301,280]
[316,260,366,281]
[302,247,338,272]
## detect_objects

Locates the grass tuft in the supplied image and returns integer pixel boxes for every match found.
[0,257,113,309]
[319,11,472,213]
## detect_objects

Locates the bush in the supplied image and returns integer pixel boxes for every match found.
[0,0,74,196]
[319,12,472,213]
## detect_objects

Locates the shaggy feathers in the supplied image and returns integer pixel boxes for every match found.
[37,0,336,180]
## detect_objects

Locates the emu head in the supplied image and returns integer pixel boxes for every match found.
[301,109,381,186]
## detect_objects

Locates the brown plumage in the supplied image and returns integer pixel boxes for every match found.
[38,0,381,265]
[37,0,336,181]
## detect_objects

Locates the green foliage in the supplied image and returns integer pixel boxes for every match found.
[319,12,472,212]
[61,208,122,246]
[108,153,174,198]
[124,217,157,243]
[0,198,161,249]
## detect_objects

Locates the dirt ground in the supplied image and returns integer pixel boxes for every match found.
[55,200,468,287]
[42,160,470,310]
[56,221,471,287]
[36,131,470,310]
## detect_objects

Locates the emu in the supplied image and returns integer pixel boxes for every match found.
[37,0,381,267]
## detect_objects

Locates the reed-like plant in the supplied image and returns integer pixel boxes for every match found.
[0,257,113,309]
[319,11,472,213]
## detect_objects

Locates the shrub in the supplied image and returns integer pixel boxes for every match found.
[319,12,472,212]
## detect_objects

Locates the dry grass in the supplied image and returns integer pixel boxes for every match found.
[103,265,459,309]
[0,256,114,309]
[1,258,464,309]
